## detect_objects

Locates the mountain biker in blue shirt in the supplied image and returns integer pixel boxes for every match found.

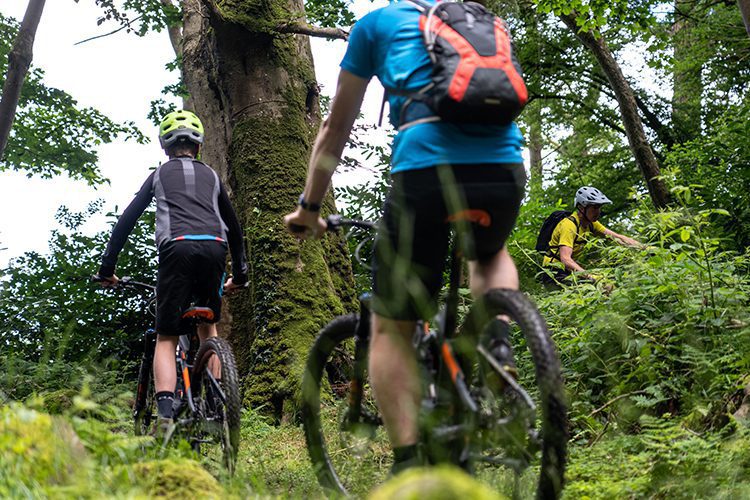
[97,110,248,432]
[283,0,525,473]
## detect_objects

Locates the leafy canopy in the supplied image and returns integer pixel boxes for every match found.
[0,13,146,185]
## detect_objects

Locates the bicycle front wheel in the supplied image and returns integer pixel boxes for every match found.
[302,313,390,496]
[462,289,568,499]
[191,336,242,474]
[133,354,156,436]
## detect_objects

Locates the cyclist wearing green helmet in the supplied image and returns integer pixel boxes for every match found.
[158,109,205,150]
[96,110,248,433]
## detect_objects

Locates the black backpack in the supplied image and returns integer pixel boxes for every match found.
[383,0,528,129]
[535,211,579,253]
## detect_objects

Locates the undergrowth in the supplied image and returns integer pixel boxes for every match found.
[2,198,750,498]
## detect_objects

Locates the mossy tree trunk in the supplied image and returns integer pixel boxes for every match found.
[180,0,356,420]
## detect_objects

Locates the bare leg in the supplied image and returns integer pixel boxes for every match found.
[468,246,518,297]
[197,323,218,342]
[468,246,519,378]
[197,323,220,378]
[154,335,179,393]
[369,313,421,448]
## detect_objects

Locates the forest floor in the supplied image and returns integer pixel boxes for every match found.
[3,377,750,499]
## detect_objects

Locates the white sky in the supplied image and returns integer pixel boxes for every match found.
[0,0,389,266]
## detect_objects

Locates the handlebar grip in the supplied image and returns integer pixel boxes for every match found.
[289,216,340,234]
[91,274,107,283]
[326,214,342,231]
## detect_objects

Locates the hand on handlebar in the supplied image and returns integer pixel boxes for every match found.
[223,277,249,296]
[283,208,327,240]
[93,273,120,287]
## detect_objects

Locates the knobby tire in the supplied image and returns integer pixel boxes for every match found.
[133,354,155,436]
[463,289,568,499]
[192,337,242,474]
[302,313,361,495]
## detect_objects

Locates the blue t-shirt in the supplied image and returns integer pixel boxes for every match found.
[340,0,525,173]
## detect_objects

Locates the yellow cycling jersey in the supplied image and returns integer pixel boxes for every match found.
[542,211,607,267]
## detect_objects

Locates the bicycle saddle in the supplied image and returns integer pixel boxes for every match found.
[181,307,215,322]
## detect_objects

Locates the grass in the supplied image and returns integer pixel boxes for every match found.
[4,355,750,499]
[5,392,750,499]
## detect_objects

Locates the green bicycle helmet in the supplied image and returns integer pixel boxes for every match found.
[158,110,205,149]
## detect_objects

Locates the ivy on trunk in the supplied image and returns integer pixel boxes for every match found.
[177,0,356,420]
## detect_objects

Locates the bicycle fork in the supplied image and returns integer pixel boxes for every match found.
[347,294,372,425]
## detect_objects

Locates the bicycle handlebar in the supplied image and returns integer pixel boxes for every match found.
[289,214,376,234]
[91,274,155,292]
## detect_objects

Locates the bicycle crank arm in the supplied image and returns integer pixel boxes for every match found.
[477,344,536,412]
[431,423,469,441]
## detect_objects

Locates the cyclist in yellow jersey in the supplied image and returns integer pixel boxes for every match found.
[541,186,641,285]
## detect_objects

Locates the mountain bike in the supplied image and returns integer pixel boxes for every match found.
[92,276,242,474]
[300,216,568,498]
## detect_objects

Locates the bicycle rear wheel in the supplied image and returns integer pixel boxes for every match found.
[461,289,568,499]
[301,314,390,496]
[191,336,242,474]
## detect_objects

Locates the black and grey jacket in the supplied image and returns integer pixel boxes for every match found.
[98,157,249,284]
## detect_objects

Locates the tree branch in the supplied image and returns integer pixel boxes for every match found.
[559,12,671,208]
[633,92,674,149]
[74,14,144,45]
[739,0,750,38]
[0,0,46,161]
[162,0,183,59]
[203,0,348,40]
[275,22,348,40]
[530,94,628,135]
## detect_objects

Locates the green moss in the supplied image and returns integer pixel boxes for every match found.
[226,88,355,419]
[370,466,507,500]
[214,0,282,33]
[129,459,226,499]
[214,0,318,86]
[0,404,89,496]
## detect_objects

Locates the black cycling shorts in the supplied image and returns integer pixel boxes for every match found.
[156,240,227,336]
[372,163,526,321]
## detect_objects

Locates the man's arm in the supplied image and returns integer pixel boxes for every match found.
[602,228,642,248]
[283,70,370,237]
[218,183,249,285]
[98,173,155,278]
[560,246,602,282]
[559,246,585,273]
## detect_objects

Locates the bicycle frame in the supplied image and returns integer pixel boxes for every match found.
[342,242,474,419]
[101,277,227,431]
[338,222,538,471]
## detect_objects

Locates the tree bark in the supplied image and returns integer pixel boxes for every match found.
[0,0,46,161]
[180,0,356,420]
[527,101,543,189]
[672,0,702,142]
[559,14,671,209]
[739,0,750,38]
